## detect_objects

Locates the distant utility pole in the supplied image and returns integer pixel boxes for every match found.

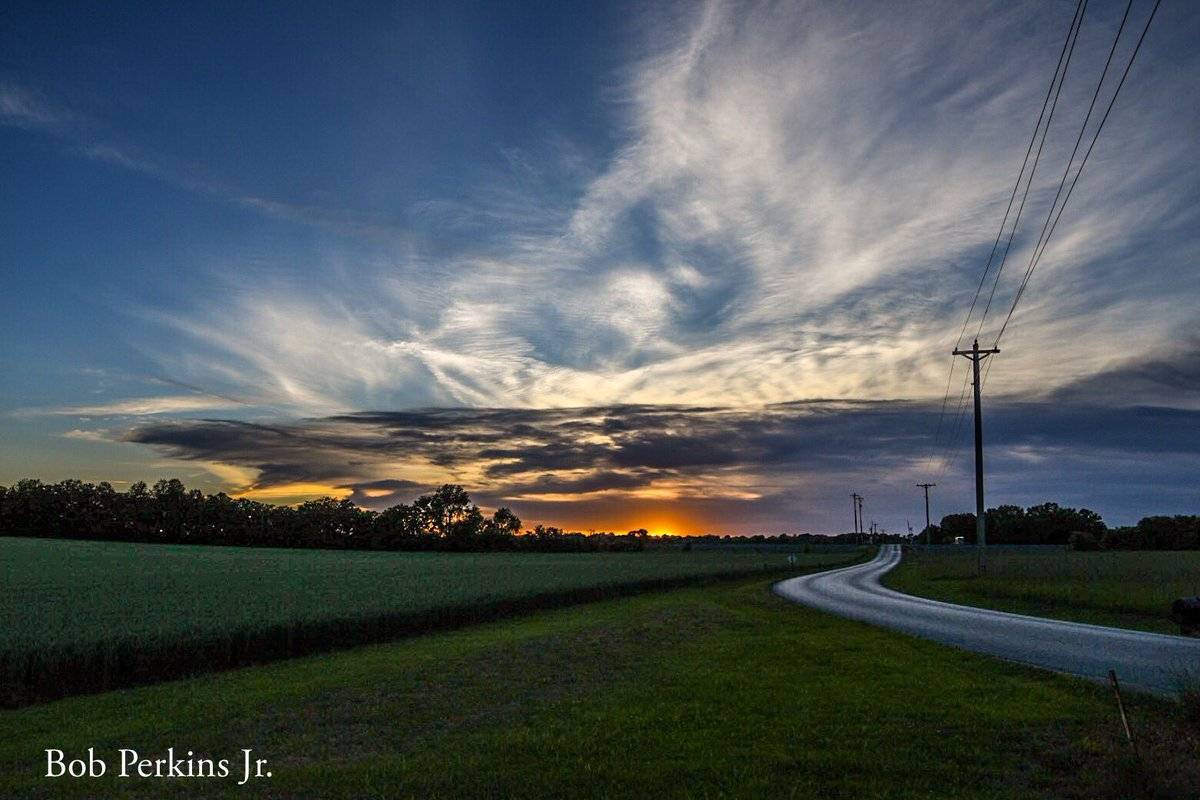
[953,339,1000,574]
[916,483,936,545]
[851,493,862,536]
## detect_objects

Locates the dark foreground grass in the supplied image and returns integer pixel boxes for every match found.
[2,573,1197,799]
[0,538,863,706]
[886,546,1200,634]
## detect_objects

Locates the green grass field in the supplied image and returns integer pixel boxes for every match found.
[886,546,1200,634]
[2,573,1195,799]
[0,537,863,704]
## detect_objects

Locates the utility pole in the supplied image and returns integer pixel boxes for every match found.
[916,483,936,545]
[850,493,861,537]
[857,495,864,543]
[952,339,1000,574]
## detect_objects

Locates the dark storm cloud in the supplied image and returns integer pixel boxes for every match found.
[124,400,1200,500]
[123,402,924,494]
[481,443,619,477]
[343,478,424,507]
[1048,338,1200,407]
[500,470,663,496]
[989,404,1200,454]
[123,418,392,485]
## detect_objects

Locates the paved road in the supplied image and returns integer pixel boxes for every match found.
[775,545,1200,695]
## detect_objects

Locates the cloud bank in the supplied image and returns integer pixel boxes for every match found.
[123,385,1200,532]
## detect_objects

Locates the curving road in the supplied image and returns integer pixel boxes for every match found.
[775,545,1200,695]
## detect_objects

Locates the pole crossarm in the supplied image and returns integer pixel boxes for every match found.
[952,345,1001,359]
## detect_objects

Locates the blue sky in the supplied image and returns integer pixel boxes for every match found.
[2,0,1197,534]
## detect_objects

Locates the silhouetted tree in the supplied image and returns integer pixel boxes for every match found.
[938,513,976,543]
[1022,502,1105,545]
[984,505,1026,543]
[1105,515,1200,550]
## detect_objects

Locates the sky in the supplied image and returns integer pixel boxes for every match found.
[2,0,1198,535]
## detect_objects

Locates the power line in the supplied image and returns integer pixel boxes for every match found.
[1014,0,1136,303]
[922,0,1088,475]
[935,0,1150,472]
[955,0,1088,354]
[991,0,1163,350]
[935,370,973,482]
[925,355,960,472]
[929,0,1163,547]
[972,0,1090,342]
[980,0,1143,390]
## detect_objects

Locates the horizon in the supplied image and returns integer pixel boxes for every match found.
[0,473,1156,540]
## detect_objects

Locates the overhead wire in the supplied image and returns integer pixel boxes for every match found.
[922,0,1088,477]
[971,0,1091,343]
[938,0,1162,466]
[981,0,1161,393]
[989,0,1163,355]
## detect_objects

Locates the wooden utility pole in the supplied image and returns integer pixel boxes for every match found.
[857,495,864,542]
[851,493,861,537]
[916,483,935,545]
[952,339,1000,574]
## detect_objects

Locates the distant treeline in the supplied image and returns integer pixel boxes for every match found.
[0,478,859,552]
[0,479,657,552]
[923,502,1200,550]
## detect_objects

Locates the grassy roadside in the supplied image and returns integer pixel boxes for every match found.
[884,547,1200,634]
[2,570,1196,798]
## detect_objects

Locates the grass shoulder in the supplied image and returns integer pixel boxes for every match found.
[884,546,1200,635]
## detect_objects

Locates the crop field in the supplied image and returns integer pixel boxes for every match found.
[886,546,1200,634]
[0,537,865,705]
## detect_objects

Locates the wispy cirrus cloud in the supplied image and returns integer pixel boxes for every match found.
[132,0,1198,419]
[15,394,248,418]
[0,83,66,128]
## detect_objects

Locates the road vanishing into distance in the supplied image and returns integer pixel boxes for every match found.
[775,545,1200,695]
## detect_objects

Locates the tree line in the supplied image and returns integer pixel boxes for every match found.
[922,502,1200,550]
[5,479,1192,551]
[0,478,652,552]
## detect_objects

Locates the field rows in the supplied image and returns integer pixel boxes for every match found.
[0,537,864,705]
